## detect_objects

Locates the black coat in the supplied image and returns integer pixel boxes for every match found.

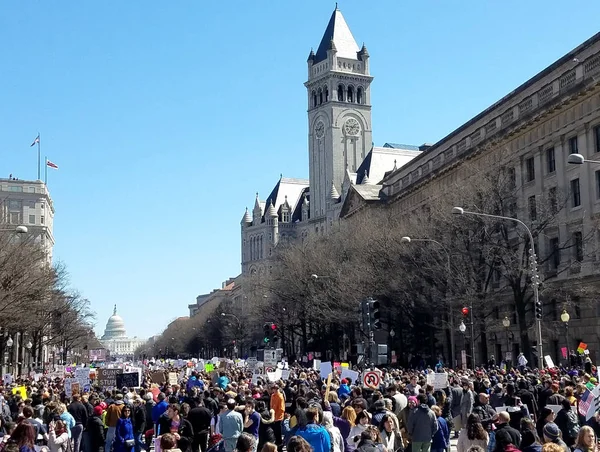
[158,415,194,452]
[87,415,106,452]
[134,405,146,434]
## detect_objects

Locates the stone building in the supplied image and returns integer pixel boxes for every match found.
[239,7,421,277]
[0,178,55,260]
[100,305,146,357]
[342,32,600,364]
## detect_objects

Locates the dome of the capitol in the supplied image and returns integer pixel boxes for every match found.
[101,305,127,340]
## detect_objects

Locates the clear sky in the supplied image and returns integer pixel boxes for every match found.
[2,1,600,339]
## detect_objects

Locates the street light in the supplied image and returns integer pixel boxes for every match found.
[458,321,466,333]
[0,226,28,234]
[452,206,544,369]
[502,316,510,366]
[400,235,455,367]
[567,153,600,165]
[561,309,570,362]
[6,337,13,348]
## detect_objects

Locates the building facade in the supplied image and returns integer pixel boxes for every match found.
[0,178,55,260]
[239,7,422,277]
[341,32,600,364]
[100,305,146,357]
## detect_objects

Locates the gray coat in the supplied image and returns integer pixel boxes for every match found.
[450,386,463,418]
[460,390,474,425]
[407,404,438,443]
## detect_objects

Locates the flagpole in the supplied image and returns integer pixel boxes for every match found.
[37,132,41,181]
[44,157,48,185]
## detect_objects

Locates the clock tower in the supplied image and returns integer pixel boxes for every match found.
[305,6,373,221]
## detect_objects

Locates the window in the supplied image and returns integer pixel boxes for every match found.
[324,87,329,102]
[9,212,21,224]
[571,178,581,207]
[9,186,23,192]
[337,85,344,102]
[28,187,35,193]
[40,215,44,224]
[8,200,22,210]
[29,215,35,224]
[526,157,535,182]
[569,136,578,154]
[595,125,600,154]
[573,231,584,262]
[551,299,558,321]
[357,87,363,104]
[528,195,537,221]
[318,89,323,105]
[347,86,354,103]
[549,187,558,213]
[312,91,317,108]
[550,237,560,269]
[507,167,516,188]
[41,203,44,210]
[282,211,290,223]
[546,147,556,174]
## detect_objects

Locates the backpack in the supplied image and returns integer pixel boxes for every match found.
[566,409,580,439]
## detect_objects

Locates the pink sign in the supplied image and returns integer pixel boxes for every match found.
[308,353,313,361]
[561,347,568,359]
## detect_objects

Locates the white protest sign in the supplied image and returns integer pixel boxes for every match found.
[340,369,359,384]
[544,355,555,369]
[426,372,449,389]
[264,350,277,368]
[281,370,291,381]
[64,378,74,398]
[247,357,258,370]
[320,362,333,379]
[267,369,282,382]
[3,374,13,385]
[75,368,90,386]
[313,359,321,371]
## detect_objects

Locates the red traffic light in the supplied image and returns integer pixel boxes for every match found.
[270,323,277,331]
[461,307,469,316]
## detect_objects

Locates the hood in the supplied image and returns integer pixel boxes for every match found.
[418,404,429,410]
[114,400,125,405]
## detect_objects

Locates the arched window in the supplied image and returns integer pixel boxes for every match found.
[318,88,323,105]
[357,87,363,104]
[324,87,329,102]
[337,85,344,102]
[347,86,354,103]
[312,91,317,108]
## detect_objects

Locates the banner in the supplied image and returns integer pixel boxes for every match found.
[89,349,107,361]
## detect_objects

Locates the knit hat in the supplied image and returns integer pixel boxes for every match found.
[543,422,561,441]
[408,396,418,405]
[93,406,103,416]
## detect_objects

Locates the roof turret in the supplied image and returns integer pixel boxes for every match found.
[266,200,277,218]
[242,207,252,224]
[330,182,340,199]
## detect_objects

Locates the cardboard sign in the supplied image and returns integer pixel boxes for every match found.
[320,362,333,379]
[116,372,140,388]
[3,374,13,385]
[544,355,555,369]
[577,342,587,354]
[150,371,166,384]
[97,368,123,389]
[168,372,178,385]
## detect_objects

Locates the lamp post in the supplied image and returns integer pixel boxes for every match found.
[502,316,511,367]
[458,321,467,369]
[6,337,13,378]
[221,312,242,358]
[567,154,600,165]
[561,309,570,363]
[25,340,32,373]
[400,236,455,367]
[0,226,28,234]
[452,206,544,369]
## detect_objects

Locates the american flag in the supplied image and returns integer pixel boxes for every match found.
[46,160,58,170]
[579,389,593,417]
[30,134,40,147]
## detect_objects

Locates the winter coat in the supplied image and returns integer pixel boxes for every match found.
[86,415,105,452]
[460,390,475,426]
[457,429,488,452]
[431,417,450,450]
[48,430,70,452]
[407,404,438,443]
[296,424,331,452]
[114,418,135,452]
[157,416,194,452]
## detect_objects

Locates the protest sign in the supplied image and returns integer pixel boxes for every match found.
[341,368,359,384]
[544,355,555,369]
[150,371,166,384]
[168,372,178,385]
[426,372,449,390]
[320,362,333,379]
[97,368,123,389]
[116,372,140,388]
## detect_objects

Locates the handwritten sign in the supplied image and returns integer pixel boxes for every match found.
[97,368,123,389]
[116,372,140,388]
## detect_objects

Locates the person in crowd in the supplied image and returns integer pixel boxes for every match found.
[323,411,344,452]
[57,404,75,439]
[573,426,597,452]
[286,436,313,452]
[187,397,212,452]
[295,407,331,452]
[430,406,448,452]
[106,393,126,452]
[554,399,578,448]
[494,412,521,452]
[542,423,569,452]
[87,406,106,452]
[348,411,370,452]
[379,413,403,452]
[519,418,541,452]
[269,384,285,452]
[157,404,193,452]
[235,433,256,452]
[160,433,183,452]
[115,405,136,452]
[536,408,555,441]
[407,394,438,452]
[458,414,489,452]
[68,394,87,452]
[9,423,36,452]
[221,399,244,452]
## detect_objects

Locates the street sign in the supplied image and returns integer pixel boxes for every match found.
[264,349,277,368]
[362,371,381,388]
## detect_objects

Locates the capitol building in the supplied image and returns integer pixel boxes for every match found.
[100,305,146,357]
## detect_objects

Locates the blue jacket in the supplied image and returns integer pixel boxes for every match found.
[432,417,450,450]
[115,418,135,452]
[152,401,168,424]
[296,424,331,452]
[338,384,351,399]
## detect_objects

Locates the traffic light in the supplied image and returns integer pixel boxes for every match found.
[369,300,381,329]
[535,300,543,320]
[461,307,469,317]
[263,323,271,344]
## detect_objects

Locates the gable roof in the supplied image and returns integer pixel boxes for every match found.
[314,7,360,63]
[355,146,422,184]
[263,177,309,221]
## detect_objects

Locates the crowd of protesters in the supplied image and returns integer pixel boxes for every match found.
[0,360,598,452]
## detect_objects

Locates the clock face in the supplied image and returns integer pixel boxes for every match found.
[344,118,360,136]
[315,121,325,139]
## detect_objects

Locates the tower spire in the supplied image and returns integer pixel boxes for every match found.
[113,304,117,315]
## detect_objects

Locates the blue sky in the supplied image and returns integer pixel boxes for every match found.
[2,1,600,339]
